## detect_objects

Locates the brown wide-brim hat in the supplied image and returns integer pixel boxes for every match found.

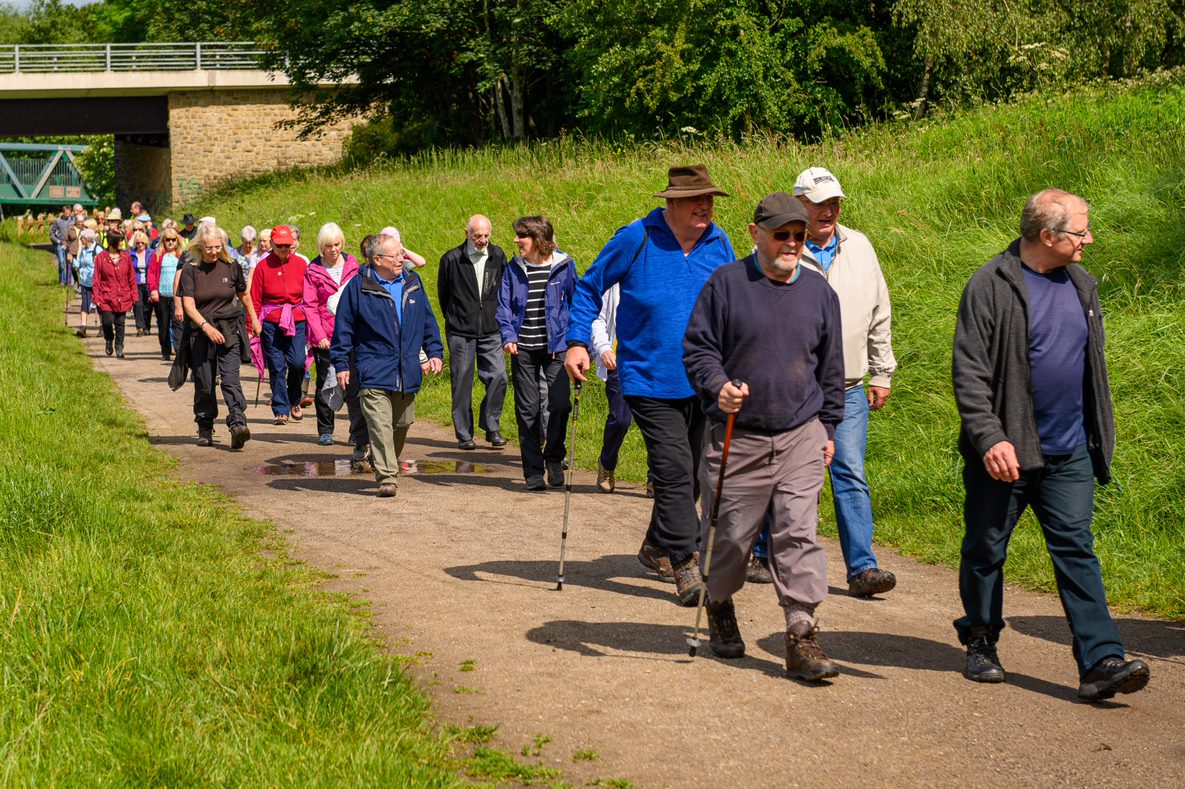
[654,164,730,199]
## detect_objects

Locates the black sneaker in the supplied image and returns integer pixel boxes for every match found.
[115,347,125,359]
[105,339,113,356]
[230,423,251,450]
[458,439,477,450]
[963,632,1005,683]
[525,474,547,491]
[746,554,774,584]
[196,428,214,447]
[546,461,565,487]
[707,598,745,659]
[1078,656,1150,701]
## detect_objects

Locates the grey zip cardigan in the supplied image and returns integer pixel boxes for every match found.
[952,239,1115,484]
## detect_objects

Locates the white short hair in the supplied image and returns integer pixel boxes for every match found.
[317,222,345,251]
[240,225,257,243]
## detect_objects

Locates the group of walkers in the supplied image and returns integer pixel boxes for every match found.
[60,162,1150,702]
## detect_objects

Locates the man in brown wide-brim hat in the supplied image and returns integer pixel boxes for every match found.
[564,163,736,607]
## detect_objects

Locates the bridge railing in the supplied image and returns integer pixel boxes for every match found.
[0,42,267,73]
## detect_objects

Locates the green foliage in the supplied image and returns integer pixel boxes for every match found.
[75,135,115,205]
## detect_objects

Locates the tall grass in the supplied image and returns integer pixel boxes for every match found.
[198,73,1183,620]
[0,244,457,783]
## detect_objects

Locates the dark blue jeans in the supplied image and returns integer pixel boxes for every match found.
[954,443,1125,677]
[261,319,306,417]
[598,368,633,470]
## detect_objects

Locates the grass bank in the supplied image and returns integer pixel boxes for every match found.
[197,73,1185,620]
[0,243,459,782]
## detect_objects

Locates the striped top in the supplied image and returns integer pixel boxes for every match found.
[516,262,552,350]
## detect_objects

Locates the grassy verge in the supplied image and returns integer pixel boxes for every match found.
[193,72,1185,619]
[0,243,459,782]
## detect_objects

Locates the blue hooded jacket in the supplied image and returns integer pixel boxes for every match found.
[496,252,578,355]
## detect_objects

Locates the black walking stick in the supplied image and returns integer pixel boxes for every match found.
[555,380,583,590]
[688,379,744,658]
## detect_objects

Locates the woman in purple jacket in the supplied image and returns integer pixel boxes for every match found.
[303,222,367,449]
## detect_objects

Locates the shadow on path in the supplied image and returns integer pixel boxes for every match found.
[1008,615,1185,664]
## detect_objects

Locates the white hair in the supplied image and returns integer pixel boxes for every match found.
[240,225,257,243]
[317,222,345,251]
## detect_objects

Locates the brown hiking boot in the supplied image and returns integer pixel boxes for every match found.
[707,598,745,659]
[596,463,615,493]
[637,540,674,583]
[848,567,897,597]
[746,554,774,584]
[785,621,839,681]
[671,556,705,607]
[376,483,398,498]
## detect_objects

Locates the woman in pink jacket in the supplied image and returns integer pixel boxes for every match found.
[92,229,137,358]
[302,222,367,449]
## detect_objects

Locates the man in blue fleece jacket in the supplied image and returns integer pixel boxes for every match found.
[565,164,735,606]
[683,192,845,681]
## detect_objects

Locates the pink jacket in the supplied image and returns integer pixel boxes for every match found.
[302,253,359,345]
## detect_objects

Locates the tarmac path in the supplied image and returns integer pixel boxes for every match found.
[85,322,1185,787]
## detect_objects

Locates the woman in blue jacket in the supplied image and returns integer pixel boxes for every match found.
[496,216,577,491]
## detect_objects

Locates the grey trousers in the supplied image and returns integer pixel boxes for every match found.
[699,418,829,611]
[359,389,416,486]
[447,332,507,441]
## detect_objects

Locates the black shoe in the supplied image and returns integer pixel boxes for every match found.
[525,474,546,491]
[1078,656,1150,701]
[707,598,745,659]
[196,428,214,447]
[746,554,774,584]
[486,431,508,448]
[230,423,251,450]
[115,347,125,359]
[546,461,565,487]
[105,340,113,356]
[161,352,171,360]
[963,632,1005,683]
[458,439,477,451]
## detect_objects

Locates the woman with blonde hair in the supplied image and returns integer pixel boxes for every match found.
[129,230,153,336]
[148,228,185,359]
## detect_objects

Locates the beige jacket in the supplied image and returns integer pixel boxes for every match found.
[799,224,896,389]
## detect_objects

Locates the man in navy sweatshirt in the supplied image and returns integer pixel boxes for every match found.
[683,192,845,681]
[566,164,735,606]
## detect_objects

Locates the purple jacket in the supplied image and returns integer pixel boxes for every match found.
[302,253,360,345]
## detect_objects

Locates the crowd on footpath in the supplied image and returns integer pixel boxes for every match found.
[50,163,1151,703]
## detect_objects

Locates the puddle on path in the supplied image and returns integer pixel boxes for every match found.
[257,459,490,477]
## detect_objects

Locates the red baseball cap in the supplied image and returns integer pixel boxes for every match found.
[271,225,295,245]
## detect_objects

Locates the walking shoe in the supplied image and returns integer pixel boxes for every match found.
[707,598,745,659]
[596,463,615,493]
[546,461,565,487]
[486,431,507,448]
[196,428,214,447]
[637,540,674,583]
[105,339,113,356]
[75,326,87,338]
[300,395,314,408]
[848,567,897,597]
[746,554,774,584]
[458,439,477,450]
[785,621,839,681]
[115,347,125,359]
[290,405,304,421]
[230,423,251,450]
[1077,656,1150,701]
[351,444,372,473]
[645,479,655,498]
[525,474,547,491]
[376,483,398,498]
[318,433,333,446]
[161,352,171,360]
[963,631,1006,683]
[273,415,288,426]
[672,556,705,607]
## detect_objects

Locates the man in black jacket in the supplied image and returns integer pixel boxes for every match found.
[438,215,509,449]
[952,188,1149,701]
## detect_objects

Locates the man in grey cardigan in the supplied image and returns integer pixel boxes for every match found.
[952,188,1148,701]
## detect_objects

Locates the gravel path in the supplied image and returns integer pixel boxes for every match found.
[89,326,1185,787]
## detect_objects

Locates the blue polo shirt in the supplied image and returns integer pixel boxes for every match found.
[806,233,839,272]
[374,271,403,324]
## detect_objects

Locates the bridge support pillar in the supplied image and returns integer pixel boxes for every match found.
[114,137,172,216]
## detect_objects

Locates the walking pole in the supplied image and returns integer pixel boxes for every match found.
[555,380,583,591]
[64,284,70,326]
[688,379,743,658]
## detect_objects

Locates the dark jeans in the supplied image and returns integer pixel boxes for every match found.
[626,395,705,567]
[312,347,368,445]
[133,283,152,332]
[260,319,306,417]
[510,348,570,479]
[598,368,634,470]
[99,310,126,351]
[954,443,1125,677]
[447,332,508,441]
[190,331,247,429]
[152,296,182,356]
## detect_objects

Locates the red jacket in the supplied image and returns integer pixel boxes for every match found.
[251,251,307,323]
[93,249,137,312]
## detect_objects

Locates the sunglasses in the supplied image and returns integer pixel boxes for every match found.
[769,229,807,242]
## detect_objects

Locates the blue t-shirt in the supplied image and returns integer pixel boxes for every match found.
[1022,264,1087,455]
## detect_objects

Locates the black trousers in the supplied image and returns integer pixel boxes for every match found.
[626,395,706,567]
[99,310,126,351]
[133,284,152,331]
[312,347,369,446]
[190,332,247,429]
[510,348,570,479]
[152,296,182,356]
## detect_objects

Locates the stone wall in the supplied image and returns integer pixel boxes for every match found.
[167,89,359,207]
[113,139,172,216]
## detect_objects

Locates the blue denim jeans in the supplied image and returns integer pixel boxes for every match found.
[954,443,1124,677]
[261,319,307,417]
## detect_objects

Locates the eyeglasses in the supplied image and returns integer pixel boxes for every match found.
[1058,225,1092,239]
[769,229,807,243]
[374,253,401,261]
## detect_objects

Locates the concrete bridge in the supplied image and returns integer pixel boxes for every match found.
[0,43,360,211]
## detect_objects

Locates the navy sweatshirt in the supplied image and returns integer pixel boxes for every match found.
[683,256,845,437]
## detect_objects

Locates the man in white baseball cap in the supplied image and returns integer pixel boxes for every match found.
[793,166,898,599]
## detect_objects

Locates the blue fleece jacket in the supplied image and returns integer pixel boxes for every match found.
[566,207,735,399]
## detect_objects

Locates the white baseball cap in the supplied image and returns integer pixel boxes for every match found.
[793,167,846,203]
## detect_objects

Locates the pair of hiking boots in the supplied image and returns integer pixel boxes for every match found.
[706,598,839,682]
